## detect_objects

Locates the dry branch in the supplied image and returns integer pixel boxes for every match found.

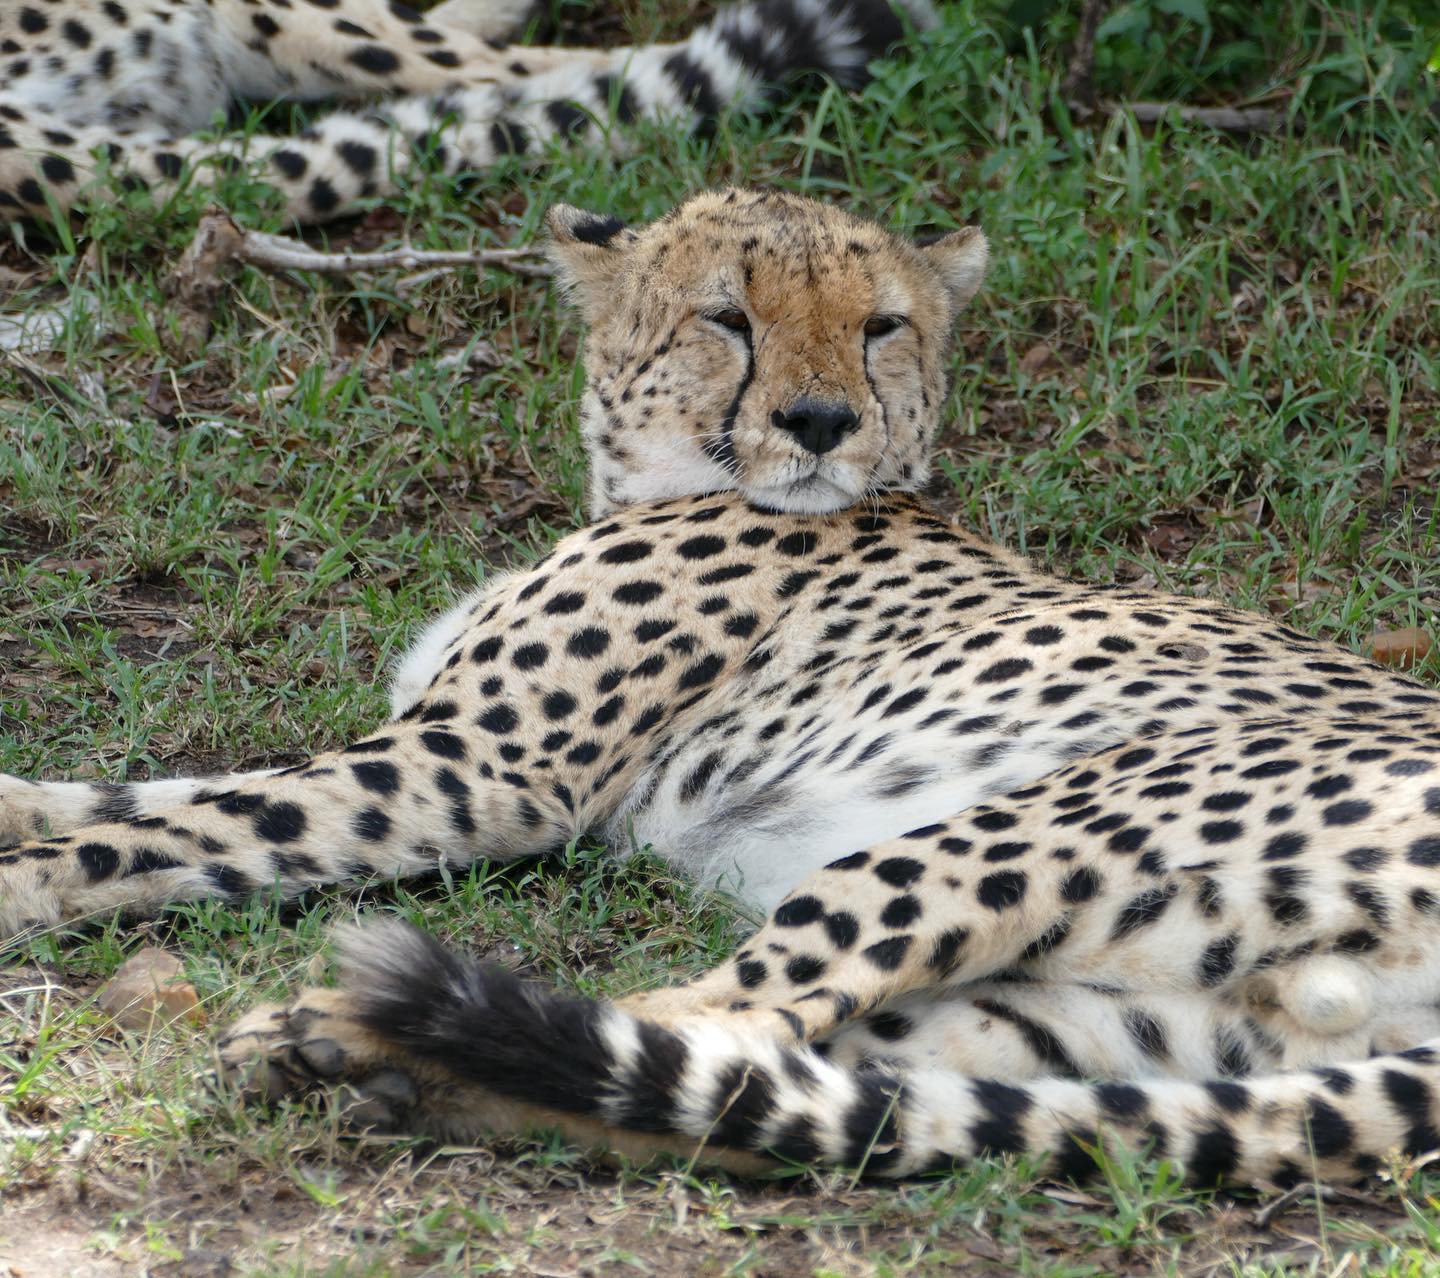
[230,226,551,279]
[167,208,247,355]
[1122,101,1283,131]
[1060,0,1110,111]
[165,207,549,353]
[1064,96,1284,135]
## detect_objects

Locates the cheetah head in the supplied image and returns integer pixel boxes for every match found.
[546,188,987,517]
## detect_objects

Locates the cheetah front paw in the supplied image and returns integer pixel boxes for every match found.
[216,989,421,1130]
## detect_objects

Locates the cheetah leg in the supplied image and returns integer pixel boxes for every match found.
[621,714,1440,1052]
[0,770,281,850]
[612,816,1106,1044]
[216,980,768,1172]
[0,718,598,941]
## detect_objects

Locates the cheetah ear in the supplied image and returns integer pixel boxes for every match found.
[919,226,988,310]
[545,204,639,315]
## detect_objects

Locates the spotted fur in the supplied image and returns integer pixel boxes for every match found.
[4,190,1440,1184]
[0,0,934,224]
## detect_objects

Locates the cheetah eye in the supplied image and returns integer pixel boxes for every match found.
[706,308,751,333]
[863,315,905,339]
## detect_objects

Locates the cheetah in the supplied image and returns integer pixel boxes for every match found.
[5,189,1440,1186]
[0,0,932,225]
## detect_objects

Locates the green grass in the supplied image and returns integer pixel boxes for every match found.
[3,0,1440,1271]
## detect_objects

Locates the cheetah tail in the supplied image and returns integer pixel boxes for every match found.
[341,919,1440,1185]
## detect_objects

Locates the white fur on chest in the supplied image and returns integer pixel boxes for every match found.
[611,765,1015,915]
[608,684,1139,915]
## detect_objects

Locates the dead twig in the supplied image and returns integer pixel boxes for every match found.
[227,223,551,279]
[1060,0,1110,112]
[164,206,549,353]
[166,207,249,356]
[1064,97,1284,134]
[1251,1181,1336,1228]
[1120,101,1284,132]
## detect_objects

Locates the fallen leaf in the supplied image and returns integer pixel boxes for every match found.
[1143,521,1196,558]
[1017,341,1060,375]
[36,556,107,576]
[97,947,204,1031]
[1370,627,1433,669]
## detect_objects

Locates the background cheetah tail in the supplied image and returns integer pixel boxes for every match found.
[341,920,1440,1184]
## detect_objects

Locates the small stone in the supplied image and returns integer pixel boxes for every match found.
[1370,627,1433,670]
[97,946,204,1031]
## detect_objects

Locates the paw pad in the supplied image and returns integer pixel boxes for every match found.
[335,1070,419,1130]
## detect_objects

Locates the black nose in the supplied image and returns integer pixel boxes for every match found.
[772,399,860,456]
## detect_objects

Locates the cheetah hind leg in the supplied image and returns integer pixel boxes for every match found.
[612,822,1063,1047]
[219,987,566,1143]
[218,986,578,1145]
[216,932,769,1170]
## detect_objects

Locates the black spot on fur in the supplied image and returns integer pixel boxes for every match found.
[968,1079,1033,1155]
[421,730,466,759]
[976,871,1027,911]
[77,842,120,881]
[545,100,591,138]
[873,857,924,887]
[829,909,858,949]
[774,895,824,927]
[1380,1068,1440,1155]
[974,998,1082,1076]
[349,43,400,73]
[126,847,184,876]
[1187,1125,1240,1182]
[351,760,400,794]
[569,213,627,245]
[1197,934,1238,987]
[1123,1008,1170,1061]
[254,801,306,843]
[736,959,768,988]
[861,935,912,970]
[353,807,392,842]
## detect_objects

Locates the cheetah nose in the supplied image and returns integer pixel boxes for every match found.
[772,399,859,456]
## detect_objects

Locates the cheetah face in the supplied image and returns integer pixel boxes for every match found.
[546,189,988,517]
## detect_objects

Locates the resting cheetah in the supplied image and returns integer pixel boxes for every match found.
[7,190,1440,1185]
[0,0,931,225]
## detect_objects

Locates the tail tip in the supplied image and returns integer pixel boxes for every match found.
[334,917,459,1003]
